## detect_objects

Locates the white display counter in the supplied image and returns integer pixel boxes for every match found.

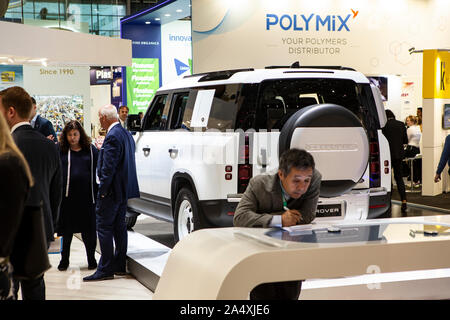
[153,216,450,300]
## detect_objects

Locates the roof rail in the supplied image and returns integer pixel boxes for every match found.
[265,61,355,71]
[184,68,254,81]
[298,66,356,71]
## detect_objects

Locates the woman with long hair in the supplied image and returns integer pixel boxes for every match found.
[0,111,33,300]
[56,120,98,271]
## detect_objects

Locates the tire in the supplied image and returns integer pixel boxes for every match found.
[125,212,138,230]
[173,188,206,243]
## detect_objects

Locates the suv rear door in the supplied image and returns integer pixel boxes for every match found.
[253,77,382,219]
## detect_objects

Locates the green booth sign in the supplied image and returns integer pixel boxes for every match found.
[126,58,160,114]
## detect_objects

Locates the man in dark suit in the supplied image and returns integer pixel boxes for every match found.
[382,109,408,213]
[0,86,62,300]
[29,97,58,143]
[118,105,129,129]
[234,148,321,300]
[83,104,139,281]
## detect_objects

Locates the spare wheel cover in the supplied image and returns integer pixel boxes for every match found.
[279,103,369,198]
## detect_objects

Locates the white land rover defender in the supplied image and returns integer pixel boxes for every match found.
[127,64,392,242]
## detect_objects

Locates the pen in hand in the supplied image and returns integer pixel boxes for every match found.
[283,206,303,225]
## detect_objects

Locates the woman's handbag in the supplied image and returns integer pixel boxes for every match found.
[10,205,51,281]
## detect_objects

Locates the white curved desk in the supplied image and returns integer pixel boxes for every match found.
[153,216,450,300]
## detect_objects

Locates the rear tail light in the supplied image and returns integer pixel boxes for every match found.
[238,135,252,193]
[238,165,252,193]
[369,140,381,188]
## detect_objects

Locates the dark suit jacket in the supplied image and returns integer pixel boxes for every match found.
[233,170,322,227]
[34,115,57,143]
[0,152,29,257]
[97,123,139,203]
[12,124,63,244]
[382,119,408,161]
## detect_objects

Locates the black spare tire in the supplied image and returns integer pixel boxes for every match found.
[279,104,369,198]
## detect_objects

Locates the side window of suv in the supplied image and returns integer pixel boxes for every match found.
[143,94,168,131]
[169,92,190,130]
[179,84,242,132]
[206,84,239,131]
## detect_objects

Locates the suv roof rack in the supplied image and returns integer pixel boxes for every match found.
[265,61,355,71]
[184,68,255,81]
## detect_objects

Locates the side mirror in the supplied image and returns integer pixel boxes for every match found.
[127,114,142,132]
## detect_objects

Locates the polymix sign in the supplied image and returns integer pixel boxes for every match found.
[266,9,359,31]
[265,9,359,56]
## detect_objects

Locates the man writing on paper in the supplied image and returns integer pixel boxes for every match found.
[233,148,321,300]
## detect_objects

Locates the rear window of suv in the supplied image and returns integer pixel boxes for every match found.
[255,78,380,131]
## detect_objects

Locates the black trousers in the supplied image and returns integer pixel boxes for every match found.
[250,280,303,300]
[412,158,422,183]
[13,276,45,300]
[392,158,407,202]
[61,230,97,265]
[12,242,49,300]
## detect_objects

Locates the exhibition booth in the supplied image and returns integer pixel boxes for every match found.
[1,0,449,301]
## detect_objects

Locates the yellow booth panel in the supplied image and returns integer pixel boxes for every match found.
[423,50,450,99]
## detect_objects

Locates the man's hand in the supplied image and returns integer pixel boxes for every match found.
[281,209,302,227]
[47,134,54,141]
[434,173,441,183]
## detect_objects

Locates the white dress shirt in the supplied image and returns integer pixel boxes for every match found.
[30,114,38,128]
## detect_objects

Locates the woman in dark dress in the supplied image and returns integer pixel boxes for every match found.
[0,112,33,300]
[56,120,98,271]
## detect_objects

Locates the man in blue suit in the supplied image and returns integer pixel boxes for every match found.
[29,97,58,143]
[83,104,139,281]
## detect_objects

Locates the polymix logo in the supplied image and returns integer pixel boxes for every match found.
[266,9,359,31]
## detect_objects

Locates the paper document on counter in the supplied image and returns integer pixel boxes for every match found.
[283,222,334,234]
[283,224,314,232]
